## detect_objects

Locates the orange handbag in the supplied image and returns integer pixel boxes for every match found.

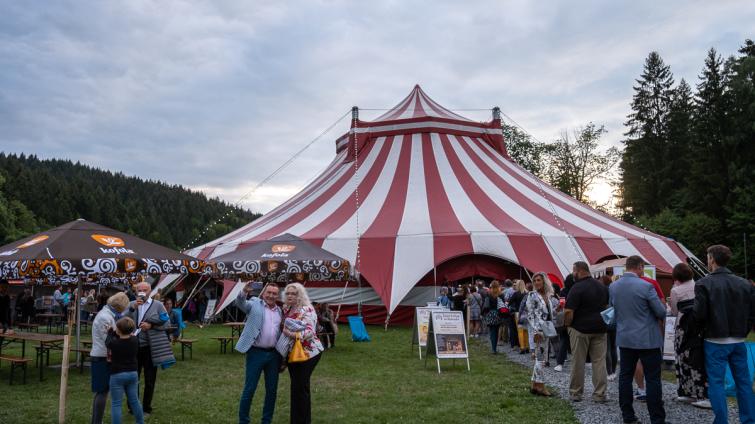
[288,333,309,363]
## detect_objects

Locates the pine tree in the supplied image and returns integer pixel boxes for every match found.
[620,52,675,217]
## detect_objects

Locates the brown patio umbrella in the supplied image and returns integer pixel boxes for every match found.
[0,218,209,284]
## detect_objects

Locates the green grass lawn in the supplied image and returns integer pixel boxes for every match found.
[0,324,577,424]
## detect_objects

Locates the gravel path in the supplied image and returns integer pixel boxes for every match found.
[492,342,742,424]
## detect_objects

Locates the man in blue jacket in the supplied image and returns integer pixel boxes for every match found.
[694,244,755,424]
[236,282,283,424]
[610,255,667,424]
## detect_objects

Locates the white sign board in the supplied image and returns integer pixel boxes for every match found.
[663,316,676,361]
[612,265,657,280]
[425,310,469,365]
[204,299,217,321]
[412,306,444,358]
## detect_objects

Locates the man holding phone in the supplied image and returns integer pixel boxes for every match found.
[236,282,283,424]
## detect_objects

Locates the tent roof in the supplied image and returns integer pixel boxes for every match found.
[189,86,691,313]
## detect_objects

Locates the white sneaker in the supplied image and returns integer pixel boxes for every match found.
[554,365,563,372]
[692,399,712,409]
[675,396,694,403]
[608,373,616,382]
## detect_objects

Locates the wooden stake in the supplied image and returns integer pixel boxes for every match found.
[58,295,74,424]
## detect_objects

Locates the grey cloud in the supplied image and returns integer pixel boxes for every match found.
[1,1,753,213]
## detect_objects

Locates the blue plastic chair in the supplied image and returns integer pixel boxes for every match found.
[347,316,371,342]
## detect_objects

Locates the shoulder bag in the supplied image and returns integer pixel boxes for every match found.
[288,333,309,363]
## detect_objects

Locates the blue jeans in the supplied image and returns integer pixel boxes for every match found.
[110,371,144,424]
[239,348,281,424]
[619,347,665,424]
[704,341,755,424]
[487,324,500,353]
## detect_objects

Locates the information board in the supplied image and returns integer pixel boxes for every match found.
[424,310,469,373]
[411,306,443,359]
[204,299,217,322]
[663,316,676,361]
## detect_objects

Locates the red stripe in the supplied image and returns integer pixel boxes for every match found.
[420,133,473,264]
[454,136,613,264]
[358,136,413,308]
[411,92,426,118]
[472,139,676,270]
[380,92,414,121]
[439,133,564,276]
[237,140,383,245]
[300,137,396,241]
[197,246,216,260]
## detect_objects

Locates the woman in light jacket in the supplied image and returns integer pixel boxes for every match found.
[90,292,130,424]
[279,283,324,424]
[526,272,555,397]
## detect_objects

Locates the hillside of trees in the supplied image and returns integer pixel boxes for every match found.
[506,39,754,277]
[620,40,754,277]
[0,153,260,250]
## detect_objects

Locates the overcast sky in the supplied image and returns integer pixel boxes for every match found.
[1,1,753,214]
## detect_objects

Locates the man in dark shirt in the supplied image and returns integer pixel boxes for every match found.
[565,261,609,402]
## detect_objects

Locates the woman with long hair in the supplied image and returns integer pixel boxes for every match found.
[669,263,709,408]
[526,272,555,397]
[482,281,504,353]
[467,286,483,338]
[278,283,324,424]
[510,280,530,354]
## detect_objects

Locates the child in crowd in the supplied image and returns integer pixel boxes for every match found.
[106,317,144,424]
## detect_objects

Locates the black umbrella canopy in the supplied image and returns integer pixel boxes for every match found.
[0,219,208,284]
[212,233,351,282]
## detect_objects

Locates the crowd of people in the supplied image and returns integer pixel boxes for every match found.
[436,245,753,424]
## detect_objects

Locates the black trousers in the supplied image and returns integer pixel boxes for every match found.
[619,347,665,424]
[287,354,321,424]
[557,327,571,365]
[606,329,618,374]
[137,346,157,413]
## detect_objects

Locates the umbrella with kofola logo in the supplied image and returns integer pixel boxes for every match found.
[211,233,351,283]
[0,218,210,284]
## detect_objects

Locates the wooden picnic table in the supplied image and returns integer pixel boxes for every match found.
[36,313,64,334]
[223,322,244,338]
[0,332,65,381]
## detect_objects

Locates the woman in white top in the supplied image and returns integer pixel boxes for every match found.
[279,283,324,424]
[90,292,130,424]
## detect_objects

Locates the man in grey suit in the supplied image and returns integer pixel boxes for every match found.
[236,283,283,424]
[610,255,667,424]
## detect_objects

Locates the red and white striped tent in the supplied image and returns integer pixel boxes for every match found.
[189,85,692,324]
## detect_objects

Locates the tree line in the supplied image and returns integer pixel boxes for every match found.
[0,153,260,250]
[507,39,754,277]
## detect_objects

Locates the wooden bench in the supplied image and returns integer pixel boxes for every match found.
[69,347,91,374]
[0,355,32,385]
[16,323,40,333]
[176,339,197,360]
[211,336,237,354]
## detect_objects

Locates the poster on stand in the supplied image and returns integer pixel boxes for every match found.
[426,311,468,359]
[411,306,443,358]
[663,316,676,361]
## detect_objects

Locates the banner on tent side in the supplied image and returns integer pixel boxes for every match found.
[424,310,469,373]
[204,299,217,322]
[663,316,676,361]
[411,306,444,359]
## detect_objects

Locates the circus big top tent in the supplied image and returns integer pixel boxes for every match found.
[189,85,694,324]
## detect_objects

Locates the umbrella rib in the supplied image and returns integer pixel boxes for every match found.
[46,247,54,259]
